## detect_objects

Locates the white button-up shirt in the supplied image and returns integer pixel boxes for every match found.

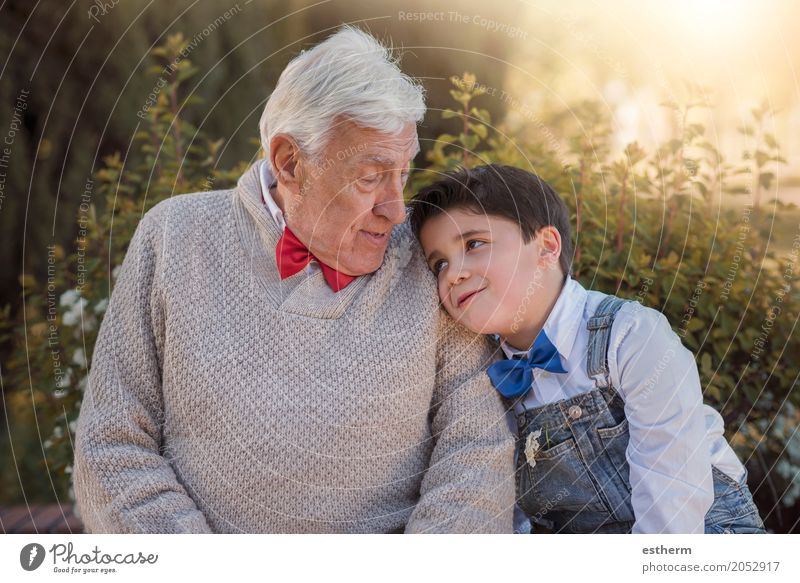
[503,276,745,533]
[258,159,319,276]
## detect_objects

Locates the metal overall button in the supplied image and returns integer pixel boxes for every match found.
[568,405,582,420]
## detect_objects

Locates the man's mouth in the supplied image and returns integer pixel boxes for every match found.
[360,230,389,246]
[457,287,486,308]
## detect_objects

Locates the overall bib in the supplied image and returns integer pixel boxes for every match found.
[515,296,766,534]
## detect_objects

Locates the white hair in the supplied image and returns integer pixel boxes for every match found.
[259,25,426,170]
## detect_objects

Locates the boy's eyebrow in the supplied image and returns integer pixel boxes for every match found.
[424,229,491,265]
[458,229,490,240]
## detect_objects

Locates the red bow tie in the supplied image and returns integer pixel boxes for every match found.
[275,227,356,292]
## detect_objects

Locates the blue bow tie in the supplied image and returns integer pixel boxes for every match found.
[487,330,567,399]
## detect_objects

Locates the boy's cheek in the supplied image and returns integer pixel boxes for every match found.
[437,288,454,314]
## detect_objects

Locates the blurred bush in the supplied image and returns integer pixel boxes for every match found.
[2,42,798,532]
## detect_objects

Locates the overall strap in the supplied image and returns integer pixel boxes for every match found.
[586,295,632,388]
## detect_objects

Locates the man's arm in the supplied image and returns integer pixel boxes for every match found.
[405,310,516,533]
[611,305,714,534]
[72,201,212,533]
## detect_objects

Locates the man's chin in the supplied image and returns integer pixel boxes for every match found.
[339,253,386,277]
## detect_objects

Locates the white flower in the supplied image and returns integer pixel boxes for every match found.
[59,289,80,308]
[94,298,109,314]
[62,297,88,327]
[72,348,86,367]
[524,429,543,469]
[112,265,122,280]
[84,314,96,331]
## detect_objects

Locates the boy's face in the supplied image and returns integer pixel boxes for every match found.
[419,207,562,342]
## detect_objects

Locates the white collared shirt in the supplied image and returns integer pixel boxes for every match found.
[503,276,746,533]
[258,159,319,275]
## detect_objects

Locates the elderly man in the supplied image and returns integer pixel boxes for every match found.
[73,25,514,533]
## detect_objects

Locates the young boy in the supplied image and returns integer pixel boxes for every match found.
[409,164,765,534]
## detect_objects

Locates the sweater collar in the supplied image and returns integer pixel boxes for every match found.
[236,159,283,249]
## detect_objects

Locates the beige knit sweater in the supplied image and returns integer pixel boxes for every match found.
[72,161,515,533]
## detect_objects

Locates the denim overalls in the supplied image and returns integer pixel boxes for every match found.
[514,296,766,534]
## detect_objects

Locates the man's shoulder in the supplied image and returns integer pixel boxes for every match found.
[139,189,235,234]
[384,217,436,287]
[146,188,233,218]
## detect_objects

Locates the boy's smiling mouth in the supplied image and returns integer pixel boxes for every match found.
[457,287,487,308]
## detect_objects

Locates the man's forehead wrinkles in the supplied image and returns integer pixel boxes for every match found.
[360,149,417,167]
[370,133,418,149]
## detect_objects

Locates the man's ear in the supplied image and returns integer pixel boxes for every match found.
[537,226,562,268]
[269,134,304,194]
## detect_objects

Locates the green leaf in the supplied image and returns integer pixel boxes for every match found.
[700,352,713,375]
[468,123,488,139]
[459,133,480,151]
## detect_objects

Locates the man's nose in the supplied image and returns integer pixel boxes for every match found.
[373,181,407,225]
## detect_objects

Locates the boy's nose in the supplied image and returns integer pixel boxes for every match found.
[448,263,470,286]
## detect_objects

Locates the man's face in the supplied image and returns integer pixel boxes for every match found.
[285,121,419,276]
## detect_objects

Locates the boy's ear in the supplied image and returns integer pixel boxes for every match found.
[537,226,562,267]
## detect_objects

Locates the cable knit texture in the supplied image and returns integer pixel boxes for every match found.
[72,162,515,533]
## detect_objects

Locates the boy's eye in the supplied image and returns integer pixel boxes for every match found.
[432,259,448,274]
[466,239,485,250]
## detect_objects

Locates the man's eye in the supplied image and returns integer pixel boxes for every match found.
[432,259,448,274]
[466,239,485,250]
[359,174,380,186]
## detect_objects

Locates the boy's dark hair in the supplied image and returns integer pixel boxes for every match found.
[409,164,573,276]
